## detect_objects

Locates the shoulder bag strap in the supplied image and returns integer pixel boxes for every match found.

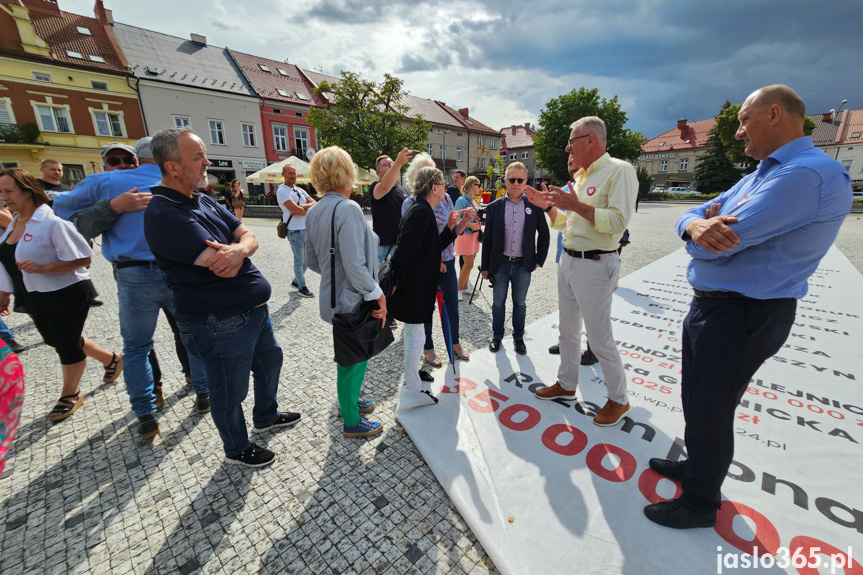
[330,201,338,317]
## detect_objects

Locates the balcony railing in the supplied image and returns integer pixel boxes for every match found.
[0,123,40,144]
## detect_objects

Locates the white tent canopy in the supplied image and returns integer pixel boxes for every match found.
[245,156,311,184]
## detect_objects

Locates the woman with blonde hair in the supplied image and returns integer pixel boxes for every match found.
[454,176,482,297]
[305,147,386,438]
[0,169,121,422]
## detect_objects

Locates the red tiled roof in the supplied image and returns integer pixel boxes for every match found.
[436,102,499,135]
[838,110,863,145]
[404,96,462,127]
[641,118,714,153]
[229,50,326,107]
[500,124,534,149]
[807,112,841,146]
[29,10,128,73]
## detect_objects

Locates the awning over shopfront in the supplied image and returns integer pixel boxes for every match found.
[245,156,311,184]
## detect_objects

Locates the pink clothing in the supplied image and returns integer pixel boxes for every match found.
[0,342,24,475]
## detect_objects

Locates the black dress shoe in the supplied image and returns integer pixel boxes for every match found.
[419,370,434,382]
[90,298,104,307]
[581,347,598,365]
[649,457,687,480]
[643,499,716,529]
[488,339,502,352]
[548,344,559,354]
[514,340,527,355]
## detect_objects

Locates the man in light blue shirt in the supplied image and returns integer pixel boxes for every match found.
[644,85,852,529]
[54,138,208,438]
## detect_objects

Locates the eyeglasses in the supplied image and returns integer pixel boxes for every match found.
[568,134,590,145]
[507,178,525,184]
[106,156,137,167]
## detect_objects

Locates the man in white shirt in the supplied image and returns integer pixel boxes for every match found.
[276,165,316,298]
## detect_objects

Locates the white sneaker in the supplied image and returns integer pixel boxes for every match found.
[458,290,464,301]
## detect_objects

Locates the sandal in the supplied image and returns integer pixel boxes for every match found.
[103,353,123,384]
[423,350,443,368]
[453,345,470,361]
[48,392,82,422]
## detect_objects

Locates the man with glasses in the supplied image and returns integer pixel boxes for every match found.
[54,137,208,438]
[370,148,414,267]
[481,162,549,355]
[526,116,637,427]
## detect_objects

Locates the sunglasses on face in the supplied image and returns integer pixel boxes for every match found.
[568,134,590,145]
[106,156,137,167]
[507,178,525,184]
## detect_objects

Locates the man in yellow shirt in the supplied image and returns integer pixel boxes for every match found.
[526,116,637,426]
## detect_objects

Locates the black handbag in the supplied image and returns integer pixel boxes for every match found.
[330,203,394,367]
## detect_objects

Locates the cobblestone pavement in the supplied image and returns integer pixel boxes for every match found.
[1,204,860,575]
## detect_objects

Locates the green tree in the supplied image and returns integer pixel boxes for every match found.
[715,101,817,174]
[307,72,430,170]
[533,87,644,183]
[692,128,742,195]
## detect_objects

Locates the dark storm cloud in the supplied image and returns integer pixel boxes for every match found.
[297,0,422,25]
[440,0,861,137]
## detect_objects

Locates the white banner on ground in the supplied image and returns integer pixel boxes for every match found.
[397,247,862,575]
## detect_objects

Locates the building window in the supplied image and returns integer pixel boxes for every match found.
[295,92,308,101]
[91,80,108,91]
[62,164,86,186]
[66,50,84,59]
[659,160,668,172]
[76,26,92,35]
[840,159,852,172]
[241,123,257,147]
[277,68,288,76]
[0,98,15,124]
[273,125,288,151]
[277,89,288,97]
[93,111,125,137]
[1,162,19,170]
[476,158,484,169]
[521,151,529,159]
[477,136,485,147]
[89,55,105,63]
[259,64,270,72]
[173,115,191,129]
[440,144,446,160]
[457,147,462,162]
[679,158,688,171]
[33,72,52,83]
[489,139,496,150]
[35,104,72,133]
[427,143,433,156]
[509,153,516,160]
[294,127,310,152]
[209,120,226,145]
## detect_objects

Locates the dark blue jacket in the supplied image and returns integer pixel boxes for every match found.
[480,195,550,275]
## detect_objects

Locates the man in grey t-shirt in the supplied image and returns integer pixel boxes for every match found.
[276,164,316,298]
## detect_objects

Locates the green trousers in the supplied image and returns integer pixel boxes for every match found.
[337,360,367,427]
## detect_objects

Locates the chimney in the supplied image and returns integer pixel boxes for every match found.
[190,33,207,46]
[458,107,469,117]
[678,119,688,138]
[822,112,833,123]
[524,122,531,132]
[103,9,114,25]
[511,125,517,134]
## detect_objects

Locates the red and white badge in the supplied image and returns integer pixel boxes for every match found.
[22,233,32,242]
[586,186,596,196]
[735,194,749,207]
[525,207,532,215]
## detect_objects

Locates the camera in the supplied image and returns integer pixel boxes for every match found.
[477,208,486,223]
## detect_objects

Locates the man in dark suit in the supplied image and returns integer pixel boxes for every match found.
[481,162,549,355]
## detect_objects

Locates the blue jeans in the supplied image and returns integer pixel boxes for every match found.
[0,317,14,341]
[116,264,207,417]
[424,258,459,348]
[177,305,282,457]
[377,244,394,268]
[492,259,531,340]
[288,229,307,289]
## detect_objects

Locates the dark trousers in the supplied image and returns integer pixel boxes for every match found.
[680,296,796,511]
[147,307,192,385]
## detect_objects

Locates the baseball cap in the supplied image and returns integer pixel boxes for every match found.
[100,142,136,158]
[135,137,153,160]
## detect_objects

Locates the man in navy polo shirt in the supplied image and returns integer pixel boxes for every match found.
[144,128,300,468]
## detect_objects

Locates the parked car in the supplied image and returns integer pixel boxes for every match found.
[853,190,863,199]
[667,187,700,196]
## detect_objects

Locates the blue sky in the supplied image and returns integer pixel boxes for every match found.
[65,0,859,139]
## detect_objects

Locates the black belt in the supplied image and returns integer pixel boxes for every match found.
[114,260,159,270]
[563,248,617,260]
[504,256,522,261]
[693,289,746,299]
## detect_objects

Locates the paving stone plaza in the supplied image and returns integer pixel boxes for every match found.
[1,204,861,575]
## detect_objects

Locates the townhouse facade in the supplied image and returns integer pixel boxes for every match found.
[499,122,548,185]
[637,119,713,190]
[0,0,143,184]
[111,23,266,192]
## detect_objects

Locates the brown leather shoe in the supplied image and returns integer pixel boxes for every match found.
[154,384,164,412]
[534,381,576,401]
[594,399,630,426]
